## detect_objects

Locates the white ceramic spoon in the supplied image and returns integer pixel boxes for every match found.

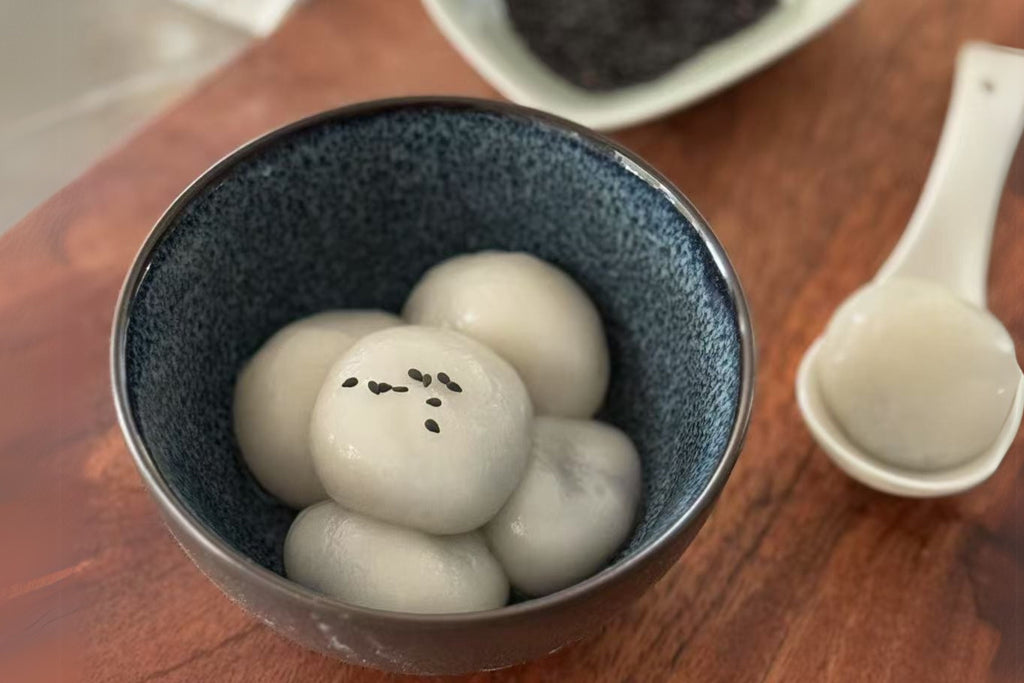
[797,42,1024,497]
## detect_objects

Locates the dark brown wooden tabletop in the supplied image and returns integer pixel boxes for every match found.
[1,0,1022,680]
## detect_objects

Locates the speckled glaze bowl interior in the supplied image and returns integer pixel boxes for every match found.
[113,98,753,675]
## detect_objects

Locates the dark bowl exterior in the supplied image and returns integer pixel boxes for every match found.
[113,97,754,675]
[158,497,710,673]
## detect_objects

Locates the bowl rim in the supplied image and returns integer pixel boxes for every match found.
[110,96,755,626]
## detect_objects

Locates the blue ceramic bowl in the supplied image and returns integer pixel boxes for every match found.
[112,97,754,674]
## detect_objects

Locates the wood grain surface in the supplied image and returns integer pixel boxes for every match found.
[1,0,1022,680]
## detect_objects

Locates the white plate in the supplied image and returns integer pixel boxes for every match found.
[422,0,859,131]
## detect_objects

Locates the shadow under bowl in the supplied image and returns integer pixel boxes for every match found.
[112,97,754,675]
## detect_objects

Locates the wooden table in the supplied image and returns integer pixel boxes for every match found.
[2,0,1022,680]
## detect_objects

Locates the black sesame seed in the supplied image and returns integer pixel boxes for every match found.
[426,397,442,407]
[422,374,432,387]
[368,381,379,394]
[447,382,462,393]
[424,419,440,433]
[342,377,358,388]
[437,372,450,385]
[378,382,392,393]
[392,385,409,393]
[408,368,423,381]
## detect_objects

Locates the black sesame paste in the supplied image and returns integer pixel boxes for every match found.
[506,0,778,90]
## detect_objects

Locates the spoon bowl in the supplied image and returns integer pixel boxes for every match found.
[798,338,1024,497]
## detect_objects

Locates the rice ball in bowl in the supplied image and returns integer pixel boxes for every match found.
[113,98,753,674]
[233,310,400,508]
[284,502,509,614]
[310,325,533,534]
[486,416,643,597]
[404,251,609,418]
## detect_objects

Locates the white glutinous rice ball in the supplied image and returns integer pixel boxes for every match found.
[233,310,400,508]
[486,416,642,597]
[816,277,1019,470]
[310,325,533,534]
[284,502,509,613]
[402,251,609,418]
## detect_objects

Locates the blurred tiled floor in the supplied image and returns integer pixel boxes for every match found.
[0,0,253,233]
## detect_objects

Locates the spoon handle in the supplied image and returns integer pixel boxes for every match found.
[876,42,1024,307]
